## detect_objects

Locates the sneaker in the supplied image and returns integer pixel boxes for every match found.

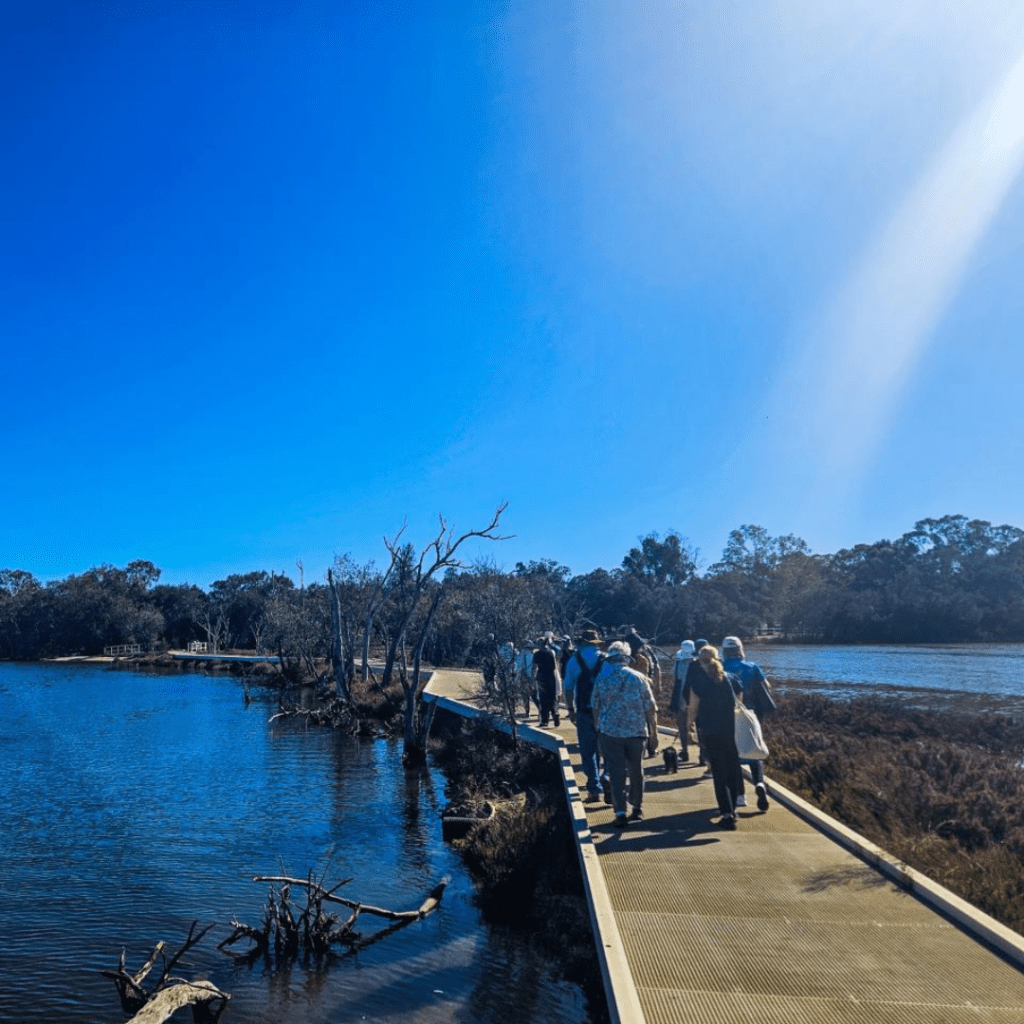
[601,778,613,805]
[717,814,737,830]
[736,794,748,808]
[584,791,601,803]
[680,748,689,763]
[553,716,561,726]
[701,769,714,779]
[613,814,628,829]
[756,783,770,811]
[628,807,643,822]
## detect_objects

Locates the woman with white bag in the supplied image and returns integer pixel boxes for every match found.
[687,645,744,831]
[723,636,775,811]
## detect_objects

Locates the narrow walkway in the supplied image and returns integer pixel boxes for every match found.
[425,669,1024,1024]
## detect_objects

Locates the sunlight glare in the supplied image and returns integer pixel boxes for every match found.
[771,47,1024,503]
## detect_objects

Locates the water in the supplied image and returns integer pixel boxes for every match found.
[0,663,591,1023]
[745,642,1024,711]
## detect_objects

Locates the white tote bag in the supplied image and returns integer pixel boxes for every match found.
[734,696,769,759]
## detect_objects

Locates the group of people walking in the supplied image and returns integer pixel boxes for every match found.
[500,629,774,831]
[670,636,774,829]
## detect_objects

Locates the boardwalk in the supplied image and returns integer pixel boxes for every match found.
[425,669,1024,1024]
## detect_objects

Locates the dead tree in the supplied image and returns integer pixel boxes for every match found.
[102,921,229,1024]
[379,504,511,760]
[218,872,449,959]
[326,566,350,700]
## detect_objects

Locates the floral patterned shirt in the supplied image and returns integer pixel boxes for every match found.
[592,662,656,738]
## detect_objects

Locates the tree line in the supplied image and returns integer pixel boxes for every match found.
[3,513,1023,670]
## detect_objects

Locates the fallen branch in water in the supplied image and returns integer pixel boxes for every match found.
[268,696,358,728]
[217,871,449,957]
[101,921,229,1023]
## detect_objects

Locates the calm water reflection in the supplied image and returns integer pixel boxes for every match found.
[747,642,1024,709]
[0,663,591,1023]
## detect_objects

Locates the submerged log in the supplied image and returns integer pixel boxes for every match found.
[102,923,229,1023]
[125,980,229,1024]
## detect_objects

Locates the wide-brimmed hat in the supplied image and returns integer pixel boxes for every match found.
[722,635,743,652]
[676,640,695,659]
[605,641,632,662]
[578,629,602,646]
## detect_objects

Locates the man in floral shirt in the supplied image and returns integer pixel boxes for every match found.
[592,641,659,828]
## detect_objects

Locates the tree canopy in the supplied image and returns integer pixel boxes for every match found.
[3,513,1023,664]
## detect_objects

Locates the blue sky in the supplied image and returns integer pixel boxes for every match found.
[4,1,1024,588]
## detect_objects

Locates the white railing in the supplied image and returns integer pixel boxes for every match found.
[103,644,142,656]
[187,641,209,653]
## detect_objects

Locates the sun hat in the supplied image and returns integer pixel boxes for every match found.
[578,629,602,646]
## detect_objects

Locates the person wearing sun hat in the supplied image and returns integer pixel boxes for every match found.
[722,635,775,811]
[669,640,697,762]
[592,641,659,828]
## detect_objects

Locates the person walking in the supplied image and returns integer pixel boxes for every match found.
[532,633,561,727]
[687,644,744,830]
[564,629,606,802]
[668,640,696,762]
[592,641,659,828]
[558,635,575,678]
[625,627,661,699]
[515,643,536,718]
[685,638,712,773]
[722,635,775,811]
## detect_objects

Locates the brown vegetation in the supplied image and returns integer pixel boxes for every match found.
[758,692,1024,933]
[429,714,610,1023]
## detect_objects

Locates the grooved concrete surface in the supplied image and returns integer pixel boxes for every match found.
[426,669,1024,1024]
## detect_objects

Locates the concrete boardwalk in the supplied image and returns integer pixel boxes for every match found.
[425,669,1024,1024]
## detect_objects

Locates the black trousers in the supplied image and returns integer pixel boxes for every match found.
[702,732,742,816]
[537,678,558,723]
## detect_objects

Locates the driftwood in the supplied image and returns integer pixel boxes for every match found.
[268,696,390,734]
[126,981,228,1024]
[101,921,229,1023]
[217,872,449,958]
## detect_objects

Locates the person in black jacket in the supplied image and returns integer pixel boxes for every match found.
[532,633,561,727]
[687,644,743,830]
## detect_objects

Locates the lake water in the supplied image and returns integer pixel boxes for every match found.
[0,663,592,1024]
[746,642,1024,711]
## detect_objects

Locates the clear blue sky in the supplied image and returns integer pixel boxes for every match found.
[4,1,1024,589]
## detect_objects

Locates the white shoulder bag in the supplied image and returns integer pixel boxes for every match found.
[734,693,769,759]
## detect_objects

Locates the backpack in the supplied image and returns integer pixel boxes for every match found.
[574,650,606,711]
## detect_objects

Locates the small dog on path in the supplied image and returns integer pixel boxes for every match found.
[662,747,679,774]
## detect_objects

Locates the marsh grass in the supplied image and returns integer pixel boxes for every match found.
[763,692,1024,932]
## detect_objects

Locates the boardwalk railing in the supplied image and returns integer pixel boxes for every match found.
[103,644,142,656]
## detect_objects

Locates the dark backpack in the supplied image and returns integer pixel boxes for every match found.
[574,650,606,711]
